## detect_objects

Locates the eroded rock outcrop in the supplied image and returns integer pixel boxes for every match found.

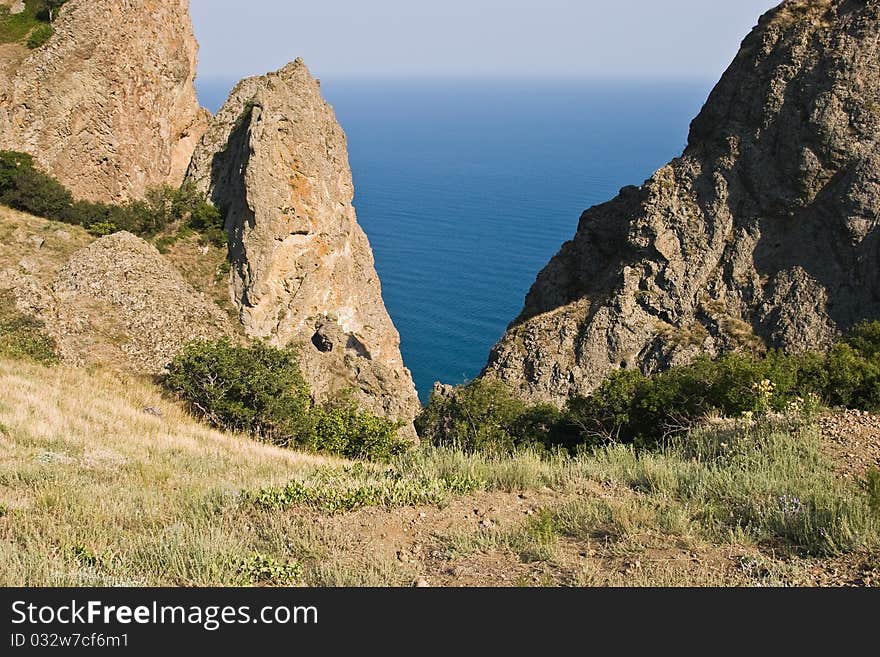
[484,0,880,405]
[186,60,420,425]
[16,231,235,373]
[0,0,208,203]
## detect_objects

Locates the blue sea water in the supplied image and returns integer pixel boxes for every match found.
[196,78,713,402]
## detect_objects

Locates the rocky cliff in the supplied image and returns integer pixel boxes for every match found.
[0,0,207,203]
[186,61,420,425]
[483,0,880,406]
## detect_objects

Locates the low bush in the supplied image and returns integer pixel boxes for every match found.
[417,322,880,452]
[311,404,408,461]
[164,339,408,461]
[25,22,52,48]
[0,290,58,365]
[415,378,555,453]
[0,151,225,245]
[164,339,313,444]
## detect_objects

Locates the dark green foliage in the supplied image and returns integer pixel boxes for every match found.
[25,22,52,48]
[0,151,74,218]
[823,322,880,409]
[171,182,225,247]
[164,339,408,461]
[566,351,808,446]
[311,404,408,461]
[417,322,880,452]
[165,339,313,444]
[415,378,562,453]
[0,289,58,365]
[0,151,226,245]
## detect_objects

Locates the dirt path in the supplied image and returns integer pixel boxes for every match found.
[818,409,880,479]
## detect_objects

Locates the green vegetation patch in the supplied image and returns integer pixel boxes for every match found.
[0,151,225,246]
[452,420,879,562]
[418,322,880,451]
[24,21,51,48]
[0,1,66,46]
[0,289,57,365]
[248,462,483,514]
[164,339,410,461]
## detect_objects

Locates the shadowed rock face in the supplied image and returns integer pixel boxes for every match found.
[186,61,420,426]
[0,0,207,203]
[483,0,880,406]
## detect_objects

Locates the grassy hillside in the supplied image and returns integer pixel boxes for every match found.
[1,356,877,586]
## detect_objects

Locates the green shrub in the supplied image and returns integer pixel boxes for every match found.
[823,322,880,410]
[0,151,225,245]
[25,22,52,48]
[416,378,532,453]
[566,351,808,446]
[0,151,74,219]
[165,339,408,461]
[311,404,408,461]
[0,290,58,365]
[418,323,880,453]
[164,339,313,445]
[173,182,225,247]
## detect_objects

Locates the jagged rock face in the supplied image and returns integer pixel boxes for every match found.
[0,0,208,203]
[484,0,880,406]
[186,61,420,424]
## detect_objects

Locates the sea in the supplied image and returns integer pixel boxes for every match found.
[196,78,714,402]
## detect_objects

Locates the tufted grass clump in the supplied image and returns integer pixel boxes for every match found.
[0,290,57,365]
[25,22,52,48]
[233,553,303,586]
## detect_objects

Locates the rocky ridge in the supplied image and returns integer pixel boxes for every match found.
[186,60,420,425]
[483,0,880,405]
[0,0,207,203]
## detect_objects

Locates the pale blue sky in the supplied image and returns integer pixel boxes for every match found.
[190,0,780,81]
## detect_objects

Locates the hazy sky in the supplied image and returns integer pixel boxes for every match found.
[190,0,780,81]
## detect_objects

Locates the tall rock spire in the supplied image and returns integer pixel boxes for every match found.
[187,60,420,426]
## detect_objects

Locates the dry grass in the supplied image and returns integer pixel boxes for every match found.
[0,358,344,585]
[1,356,877,587]
[0,205,93,285]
